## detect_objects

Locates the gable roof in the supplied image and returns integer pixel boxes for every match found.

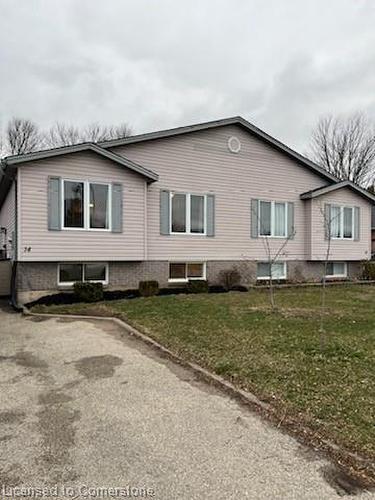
[2,143,159,182]
[300,180,375,204]
[99,116,339,184]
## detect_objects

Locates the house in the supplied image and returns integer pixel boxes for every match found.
[0,116,374,305]
[372,206,375,257]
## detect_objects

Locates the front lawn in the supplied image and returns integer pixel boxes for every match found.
[32,285,375,465]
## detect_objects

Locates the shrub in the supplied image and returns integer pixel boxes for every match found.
[139,280,159,297]
[208,285,227,294]
[187,279,209,294]
[218,268,241,291]
[362,260,375,280]
[73,282,103,303]
[230,284,248,292]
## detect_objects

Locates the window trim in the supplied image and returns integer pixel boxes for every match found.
[61,179,112,231]
[169,192,207,236]
[325,262,347,278]
[168,262,206,282]
[258,200,288,238]
[256,261,287,281]
[330,205,354,240]
[58,262,109,286]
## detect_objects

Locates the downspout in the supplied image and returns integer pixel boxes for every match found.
[10,169,21,310]
[144,183,148,260]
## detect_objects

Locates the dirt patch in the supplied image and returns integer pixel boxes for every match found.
[37,403,80,483]
[321,465,368,496]
[38,390,73,406]
[26,316,52,322]
[295,444,322,463]
[0,410,25,425]
[73,355,123,380]
[242,305,343,319]
[0,434,14,442]
[13,350,48,370]
[0,464,21,488]
[61,380,81,390]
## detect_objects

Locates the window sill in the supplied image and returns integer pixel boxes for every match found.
[61,228,111,232]
[258,235,288,239]
[257,277,287,281]
[168,278,205,283]
[169,233,207,236]
[330,237,354,241]
[325,276,348,280]
[58,282,108,288]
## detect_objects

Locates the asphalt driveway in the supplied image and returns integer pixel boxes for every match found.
[0,302,373,499]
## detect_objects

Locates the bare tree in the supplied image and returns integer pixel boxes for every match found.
[43,122,81,148]
[259,229,296,311]
[45,121,132,148]
[310,113,375,187]
[6,117,41,155]
[83,122,132,142]
[317,203,342,350]
[247,203,296,311]
[0,128,5,159]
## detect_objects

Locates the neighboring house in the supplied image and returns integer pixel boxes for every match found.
[0,116,374,304]
[372,206,375,258]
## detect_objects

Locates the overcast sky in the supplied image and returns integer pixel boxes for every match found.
[1,0,375,153]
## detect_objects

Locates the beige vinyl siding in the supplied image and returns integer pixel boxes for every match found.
[309,188,371,261]
[18,151,145,261]
[111,124,331,261]
[0,182,16,259]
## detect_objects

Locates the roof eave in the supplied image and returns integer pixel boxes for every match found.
[300,181,375,204]
[3,143,158,183]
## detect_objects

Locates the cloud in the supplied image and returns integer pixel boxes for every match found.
[1,0,375,153]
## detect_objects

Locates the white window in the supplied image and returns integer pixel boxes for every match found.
[169,262,206,282]
[326,262,347,278]
[257,262,287,280]
[330,205,354,240]
[58,263,108,285]
[62,180,111,230]
[259,201,287,237]
[170,193,206,235]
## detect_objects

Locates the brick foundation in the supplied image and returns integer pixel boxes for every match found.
[16,260,364,304]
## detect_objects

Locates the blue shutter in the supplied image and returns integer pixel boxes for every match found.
[48,177,61,230]
[287,202,295,239]
[206,194,215,237]
[324,204,331,240]
[251,199,259,238]
[160,190,170,235]
[354,207,360,241]
[111,183,123,233]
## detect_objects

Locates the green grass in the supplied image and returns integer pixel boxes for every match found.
[32,285,375,459]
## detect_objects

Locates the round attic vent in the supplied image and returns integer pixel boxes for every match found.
[228,136,241,153]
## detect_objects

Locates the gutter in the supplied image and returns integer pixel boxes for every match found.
[10,171,21,310]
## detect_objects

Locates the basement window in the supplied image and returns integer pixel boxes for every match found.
[257,262,286,280]
[325,262,347,278]
[58,263,108,285]
[169,262,206,282]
